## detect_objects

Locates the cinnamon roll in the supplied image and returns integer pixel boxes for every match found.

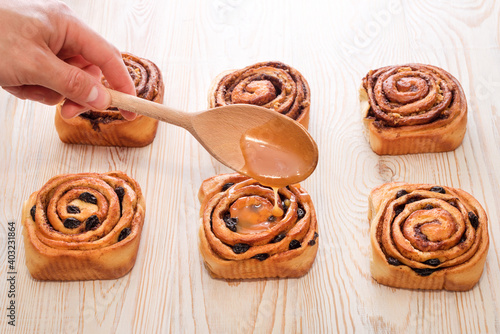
[22,171,145,280]
[208,61,311,128]
[360,64,467,155]
[369,182,489,291]
[198,173,318,279]
[55,53,164,147]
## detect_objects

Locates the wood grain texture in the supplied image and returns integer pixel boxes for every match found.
[1,0,499,333]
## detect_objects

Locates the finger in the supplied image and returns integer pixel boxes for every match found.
[74,50,138,120]
[58,58,123,119]
[60,22,136,96]
[59,57,136,120]
[59,99,87,118]
[61,99,137,121]
[2,56,101,107]
[61,52,136,120]
[64,55,92,68]
[65,58,137,120]
[60,96,137,120]
[54,56,135,120]
[61,21,137,120]
[57,62,136,120]
[2,85,63,105]
[58,59,105,118]
[34,52,111,112]
[119,109,137,120]
[65,55,102,79]
[60,98,138,121]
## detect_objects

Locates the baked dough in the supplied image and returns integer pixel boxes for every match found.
[54,52,164,147]
[208,61,311,128]
[369,182,489,291]
[198,173,318,279]
[360,64,467,155]
[22,171,145,280]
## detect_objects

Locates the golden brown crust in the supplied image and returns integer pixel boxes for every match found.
[368,182,489,291]
[198,173,318,279]
[22,171,145,280]
[360,64,467,155]
[208,61,311,129]
[54,53,164,147]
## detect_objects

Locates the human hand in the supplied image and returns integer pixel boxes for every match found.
[0,0,137,120]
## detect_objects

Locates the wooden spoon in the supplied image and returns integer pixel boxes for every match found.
[108,89,318,186]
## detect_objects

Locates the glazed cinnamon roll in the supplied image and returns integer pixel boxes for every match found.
[360,64,467,155]
[55,53,164,147]
[208,61,311,128]
[369,182,489,291]
[22,171,145,280]
[198,173,318,279]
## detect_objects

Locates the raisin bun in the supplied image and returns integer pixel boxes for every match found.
[368,182,488,291]
[208,61,311,129]
[360,64,467,155]
[22,171,145,280]
[198,173,318,279]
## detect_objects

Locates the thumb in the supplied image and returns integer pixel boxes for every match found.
[35,53,111,113]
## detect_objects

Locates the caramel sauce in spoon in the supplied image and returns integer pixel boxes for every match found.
[240,117,315,189]
[238,116,317,223]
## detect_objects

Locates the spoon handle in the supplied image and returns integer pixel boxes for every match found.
[107,89,191,129]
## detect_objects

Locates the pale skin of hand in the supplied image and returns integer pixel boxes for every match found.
[0,0,137,120]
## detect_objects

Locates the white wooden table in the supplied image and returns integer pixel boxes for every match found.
[1,0,499,333]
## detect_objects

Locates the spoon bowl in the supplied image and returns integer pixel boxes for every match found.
[108,89,318,186]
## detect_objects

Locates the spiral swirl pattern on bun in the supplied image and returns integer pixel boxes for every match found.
[209,61,311,128]
[22,171,145,280]
[368,182,489,291]
[198,173,318,279]
[360,64,467,155]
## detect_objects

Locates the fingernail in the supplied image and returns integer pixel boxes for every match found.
[86,86,98,103]
[60,100,87,119]
[120,109,137,121]
[86,86,110,110]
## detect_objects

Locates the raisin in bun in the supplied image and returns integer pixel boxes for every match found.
[360,64,467,155]
[198,173,318,279]
[55,53,164,147]
[208,61,311,129]
[368,182,489,291]
[22,171,145,281]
